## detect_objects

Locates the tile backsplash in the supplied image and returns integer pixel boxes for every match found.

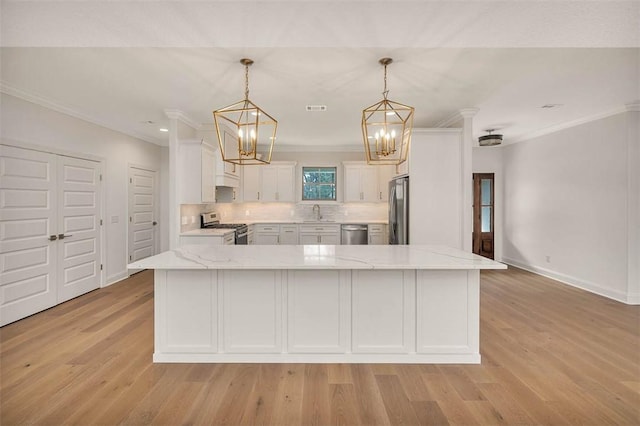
[182,200,387,230]
[213,202,387,223]
[180,203,216,232]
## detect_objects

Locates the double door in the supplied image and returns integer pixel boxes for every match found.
[0,145,102,326]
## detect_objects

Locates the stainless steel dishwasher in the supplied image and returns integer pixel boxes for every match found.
[341,224,368,245]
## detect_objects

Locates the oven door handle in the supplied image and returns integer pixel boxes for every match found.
[236,231,248,238]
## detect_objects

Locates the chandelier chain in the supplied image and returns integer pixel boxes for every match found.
[382,63,389,99]
[244,63,250,100]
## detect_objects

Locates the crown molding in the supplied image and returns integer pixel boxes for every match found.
[414,128,462,134]
[625,101,640,112]
[510,105,629,144]
[163,109,201,130]
[459,108,479,118]
[1,81,164,146]
[275,143,362,153]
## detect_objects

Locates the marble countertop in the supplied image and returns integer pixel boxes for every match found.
[180,229,235,237]
[128,245,507,271]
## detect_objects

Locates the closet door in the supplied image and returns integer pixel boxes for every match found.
[57,156,102,303]
[0,145,58,326]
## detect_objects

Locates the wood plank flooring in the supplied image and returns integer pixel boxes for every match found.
[1,267,639,425]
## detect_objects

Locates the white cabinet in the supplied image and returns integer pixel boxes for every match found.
[299,224,340,244]
[377,165,395,202]
[180,233,234,246]
[247,224,255,245]
[253,224,299,245]
[215,126,241,188]
[368,224,388,245]
[215,186,239,203]
[279,225,299,244]
[242,166,261,202]
[254,224,280,245]
[262,164,295,202]
[179,140,216,204]
[343,162,390,202]
[243,162,296,202]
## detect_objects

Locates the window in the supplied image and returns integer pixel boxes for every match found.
[302,167,337,201]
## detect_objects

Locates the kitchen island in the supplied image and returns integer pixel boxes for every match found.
[128,244,506,364]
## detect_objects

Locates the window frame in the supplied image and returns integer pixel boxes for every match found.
[301,166,338,202]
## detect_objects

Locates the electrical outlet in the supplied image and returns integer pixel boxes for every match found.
[181,216,188,225]
[191,216,196,224]
[545,255,551,263]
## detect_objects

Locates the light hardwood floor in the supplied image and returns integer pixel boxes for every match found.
[1,267,639,425]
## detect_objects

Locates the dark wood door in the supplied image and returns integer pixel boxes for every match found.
[473,173,495,259]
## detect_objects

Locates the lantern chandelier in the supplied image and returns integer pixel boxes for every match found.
[362,58,415,165]
[213,58,277,165]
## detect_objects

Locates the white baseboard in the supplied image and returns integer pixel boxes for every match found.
[105,271,130,287]
[626,292,640,305]
[502,257,635,305]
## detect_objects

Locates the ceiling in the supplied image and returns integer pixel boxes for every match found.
[1,1,639,149]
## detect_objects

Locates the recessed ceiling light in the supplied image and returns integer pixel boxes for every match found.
[159,128,169,132]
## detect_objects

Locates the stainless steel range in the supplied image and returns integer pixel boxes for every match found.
[201,212,248,245]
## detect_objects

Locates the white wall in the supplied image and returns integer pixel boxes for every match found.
[473,146,503,261]
[502,110,638,303]
[0,93,168,285]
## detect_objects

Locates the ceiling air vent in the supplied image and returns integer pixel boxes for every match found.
[306,105,327,112]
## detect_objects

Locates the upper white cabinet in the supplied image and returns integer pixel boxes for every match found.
[343,162,393,203]
[215,126,240,188]
[242,162,296,202]
[179,139,216,204]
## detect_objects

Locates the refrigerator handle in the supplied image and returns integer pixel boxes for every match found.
[389,182,397,244]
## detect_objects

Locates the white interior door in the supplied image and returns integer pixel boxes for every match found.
[0,145,58,326]
[128,166,157,264]
[57,156,102,303]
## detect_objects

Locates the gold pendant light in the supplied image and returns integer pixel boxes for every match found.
[362,58,414,165]
[213,58,277,165]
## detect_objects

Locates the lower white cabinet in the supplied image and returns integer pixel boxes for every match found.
[368,224,388,245]
[279,225,299,244]
[299,224,340,244]
[180,233,234,245]
[253,224,299,245]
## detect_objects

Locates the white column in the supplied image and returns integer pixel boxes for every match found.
[165,111,180,249]
[459,108,478,252]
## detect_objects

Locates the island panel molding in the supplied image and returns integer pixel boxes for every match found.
[133,245,506,364]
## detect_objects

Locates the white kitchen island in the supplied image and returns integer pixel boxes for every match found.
[128,244,506,364]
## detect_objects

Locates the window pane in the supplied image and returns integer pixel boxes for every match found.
[302,167,336,201]
[481,206,492,232]
[481,179,492,205]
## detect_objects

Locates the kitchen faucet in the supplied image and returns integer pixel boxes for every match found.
[312,204,321,221]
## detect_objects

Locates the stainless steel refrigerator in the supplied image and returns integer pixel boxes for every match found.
[389,176,409,244]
